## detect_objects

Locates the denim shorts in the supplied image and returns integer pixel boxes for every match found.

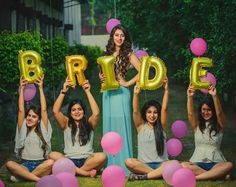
[146,162,162,169]
[22,159,45,172]
[196,162,217,171]
[70,158,87,168]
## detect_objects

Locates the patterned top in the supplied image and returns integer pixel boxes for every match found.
[138,123,168,163]
[190,123,226,163]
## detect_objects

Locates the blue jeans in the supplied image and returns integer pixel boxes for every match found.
[146,162,162,169]
[22,159,45,172]
[70,158,87,168]
[196,162,217,171]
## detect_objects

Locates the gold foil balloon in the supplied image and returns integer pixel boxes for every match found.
[138,56,167,90]
[18,50,43,83]
[97,55,119,91]
[65,55,88,88]
[190,57,213,89]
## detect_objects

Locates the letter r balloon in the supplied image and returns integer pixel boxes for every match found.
[65,55,88,88]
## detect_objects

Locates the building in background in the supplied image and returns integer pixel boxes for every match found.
[0,0,64,39]
[0,0,108,48]
[80,1,108,49]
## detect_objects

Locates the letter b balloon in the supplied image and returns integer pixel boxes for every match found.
[18,50,43,84]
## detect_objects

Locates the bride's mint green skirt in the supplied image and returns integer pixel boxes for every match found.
[103,86,133,175]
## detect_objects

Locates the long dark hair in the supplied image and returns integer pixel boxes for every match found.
[20,105,48,158]
[198,96,220,137]
[105,24,133,78]
[141,100,165,156]
[67,99,92,146]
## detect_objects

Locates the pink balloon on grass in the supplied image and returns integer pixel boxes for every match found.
[52,158,76,175]
[101,131,123,156]
[134,50,149,60]
[172,168,196,187]
[101,165,126,187]
[36,175,62,187]
[55,172,79,187]
[23,84,36,101]
[200,72,217,94]
[190,38,207,56]
[163,160,182,185]
[171,120,188,138]
[106,18,121,33]
[0,179,5,187]
[167,138,183,157]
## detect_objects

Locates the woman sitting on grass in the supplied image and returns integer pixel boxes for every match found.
[125,77,174,180]
[49,78,106,177]
[182,84,233,180]
[6,76,53,182]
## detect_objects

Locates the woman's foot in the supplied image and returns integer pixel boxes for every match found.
[225,174,231,181]
[89,169,97,177]
[128,173,147,181]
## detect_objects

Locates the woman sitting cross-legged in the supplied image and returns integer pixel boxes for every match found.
[181,84,233,180]
[6,76,53,182]
[125,77,175,180]
[49,78,106,177]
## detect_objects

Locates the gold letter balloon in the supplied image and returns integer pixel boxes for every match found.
[18,50,43,83]
[97,55,119,91]
[190,57,213,89]
[138,56,167,90]
[65,55,88,88]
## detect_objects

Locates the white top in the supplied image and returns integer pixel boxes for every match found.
[64,126,94,159]
[190,123,226,163]
[14,119,52,160]
[138,124,168,163]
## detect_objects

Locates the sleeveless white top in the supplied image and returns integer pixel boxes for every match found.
[14,119,52,160]
[190,123,226,163]
[138,124,168,163]
[64,126,94,159]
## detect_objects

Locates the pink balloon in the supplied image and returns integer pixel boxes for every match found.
[171,120,188,138]
[200,72,217,94]
[52,158,76,175]
[190,38,207,56]
[55,172,79,187]
[106,18,121,33]
[23,84,36,101]
[134,50,149,60]
[101,131,123,156]
[172,168,196,187]
[163,160,182,185]
[101,165,126,187]
[167,138,183,157]
[36,175,62,187]
[0,179,5,187]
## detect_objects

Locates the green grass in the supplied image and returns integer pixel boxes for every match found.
[0,68,236,186]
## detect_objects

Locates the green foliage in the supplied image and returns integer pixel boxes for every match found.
[116,0,236,95]
[0,31,45,95]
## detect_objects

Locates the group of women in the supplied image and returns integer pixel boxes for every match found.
[5,24,233,183]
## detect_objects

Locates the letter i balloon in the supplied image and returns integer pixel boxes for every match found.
[97,56,119,91]
[18,50,43,83]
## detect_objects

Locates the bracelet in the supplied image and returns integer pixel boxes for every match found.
[61,90,67,94]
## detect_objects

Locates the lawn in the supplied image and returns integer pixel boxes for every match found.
[0,68,236,186]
